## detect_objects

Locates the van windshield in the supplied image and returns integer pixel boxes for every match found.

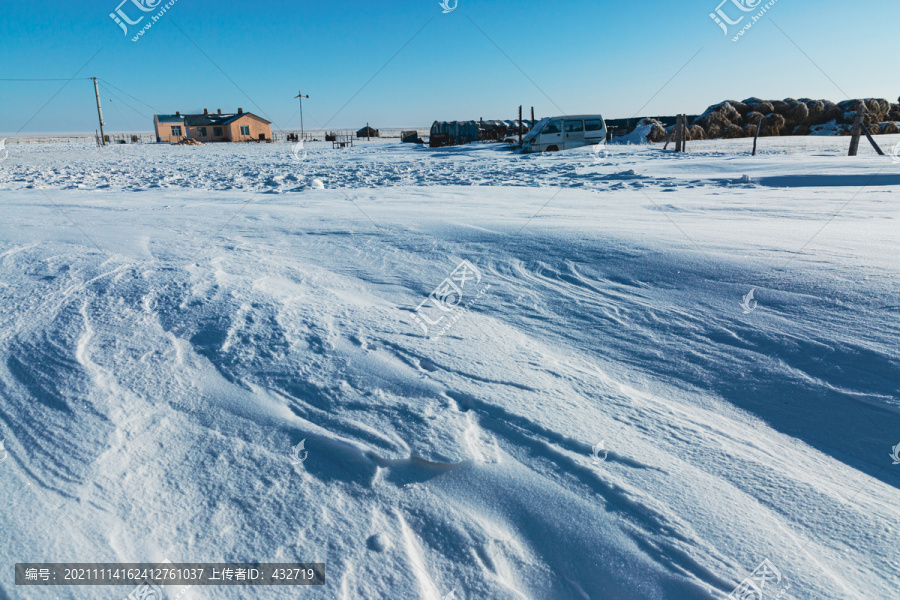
[524,118,549,142]
[543,120,562,134]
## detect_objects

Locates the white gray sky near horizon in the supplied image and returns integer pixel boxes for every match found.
[0,0,896,134]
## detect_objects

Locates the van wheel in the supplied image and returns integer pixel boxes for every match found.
[546,145,559,152]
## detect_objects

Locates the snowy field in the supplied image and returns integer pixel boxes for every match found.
[0,136,898,599]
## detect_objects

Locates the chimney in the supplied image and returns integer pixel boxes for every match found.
[204,108,208,115]
[176,111,180,116]
[238,108,243,114]
[217,109,222,115]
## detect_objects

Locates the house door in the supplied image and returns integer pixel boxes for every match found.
[259,133,266,141]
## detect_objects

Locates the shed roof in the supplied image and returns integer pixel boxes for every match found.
[155,114,184,124]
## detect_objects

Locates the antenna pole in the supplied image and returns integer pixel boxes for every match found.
[295,90,309,140]
[92,77,106,146]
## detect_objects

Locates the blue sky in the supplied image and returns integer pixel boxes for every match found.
[1,0,896,133]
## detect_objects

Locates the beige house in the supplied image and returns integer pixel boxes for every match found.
[153,109,272,143]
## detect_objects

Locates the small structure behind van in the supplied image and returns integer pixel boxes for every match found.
[522,115,607,153]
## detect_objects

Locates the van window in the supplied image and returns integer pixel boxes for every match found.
[585,119,604,131]
[543,120,562,134]
[564,120,584,132]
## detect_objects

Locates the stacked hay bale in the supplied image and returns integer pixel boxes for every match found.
[689,97,898,139]
[643,118,669,143]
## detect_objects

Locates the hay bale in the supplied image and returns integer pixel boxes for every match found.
[728,100,751,116]
[743,97,775,115]
[820,100,841,122]
[744,111,766,132]
[890,111,900,122]
[792,123,810,136]
[881,121,900,135]
[694,106,734,138]
[724,124,746,138]
[771,100,790,115]
[865,98,890,117]
[764,113,786,135]
[698,101,741,124]
[641,118,668,143]
[705,123,724,139]
[784,101,809,127]
[805,100,827,124]
[744,124,759,137]
[688,125,705,141]
[868,124,881,136]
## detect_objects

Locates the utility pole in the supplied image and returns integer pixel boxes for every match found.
[92,77,106,146]
[294,90,309,140]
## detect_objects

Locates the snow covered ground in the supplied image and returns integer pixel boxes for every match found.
[0,136,898,599]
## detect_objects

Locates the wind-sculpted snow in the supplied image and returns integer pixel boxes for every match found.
[0,136,898,599]
[3,135,897,195]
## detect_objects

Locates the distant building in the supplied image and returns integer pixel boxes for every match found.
[357,126,379,139]
[153,109,272,143]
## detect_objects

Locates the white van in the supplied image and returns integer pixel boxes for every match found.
[522,115,607,153]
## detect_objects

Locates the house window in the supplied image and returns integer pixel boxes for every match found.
[170,126,182,136]
[240,126,250,136]
[213,127,223,137]
[197,127,207,137]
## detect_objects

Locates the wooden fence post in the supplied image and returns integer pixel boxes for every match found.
[862,124,885,156]
[848,104,864,157]
[675,114,683,152]
[664,126,675,150]
[681,114,688,152]
[752,114,763,156]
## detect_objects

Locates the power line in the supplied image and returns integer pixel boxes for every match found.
[14,48,104,136]
[100,83,150,121]
[101,86,136,131]
[0,78,94,81]
[99,78,159,113]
